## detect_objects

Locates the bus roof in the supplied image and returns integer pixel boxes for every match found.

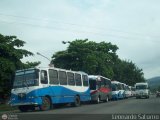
[88,75,110,81]
[16,67,88,75]
[111,81,120,84]
[16,68,36,73]
[135,82,148,86]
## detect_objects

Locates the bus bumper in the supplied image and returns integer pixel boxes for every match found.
[10,102,39,106]
[10,96,42,107]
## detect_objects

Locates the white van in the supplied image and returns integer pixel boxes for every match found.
[135,82,150,99]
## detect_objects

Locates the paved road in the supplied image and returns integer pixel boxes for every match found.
[20,95,159,114]
[1,95,160,120]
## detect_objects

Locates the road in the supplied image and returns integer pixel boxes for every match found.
[22,95,160,114]
[1,95,160,120]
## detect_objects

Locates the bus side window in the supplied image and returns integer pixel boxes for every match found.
[67,72,75,85]
[59,71,67,85]
[101,78,105,87]
[49,69,59,84]
[75,73,82,86]
[96,80,101,89]
[41,70,48,84]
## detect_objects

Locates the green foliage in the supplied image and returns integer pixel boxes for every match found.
[113,59,145,86]
[0,34,35,96]
[51,39,145,85]
[52,39,118,78]
[23,61,41,69]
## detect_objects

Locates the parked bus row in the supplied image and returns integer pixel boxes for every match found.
[111,81,136,100]
[10,67,138,112]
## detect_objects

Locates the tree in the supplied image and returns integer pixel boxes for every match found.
[51,39,145,86]
[51,39,119,78]
[113,59,145,86]
[23,61,41,69]
[0,34,34,96]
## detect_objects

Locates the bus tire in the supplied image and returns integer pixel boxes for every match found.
[72,96,81,107]
[95,96,100,104]
[105,96,109,102]
[18,105,28,112]
[40,96,51,111]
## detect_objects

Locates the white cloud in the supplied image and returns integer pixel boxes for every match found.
[0,0,160,79]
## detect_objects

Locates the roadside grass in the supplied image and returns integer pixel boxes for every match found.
[0,104,17,112]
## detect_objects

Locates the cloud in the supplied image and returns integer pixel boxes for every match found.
[0,0,160,79]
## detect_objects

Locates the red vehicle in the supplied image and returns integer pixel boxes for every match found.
[88,75,112,103]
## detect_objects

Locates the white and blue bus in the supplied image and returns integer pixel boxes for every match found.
[111,81,125,100]
[10,67,90,112]
[111,81,120,100]
[119,82,126,99]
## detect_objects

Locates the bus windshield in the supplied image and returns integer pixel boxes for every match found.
[111,84,118,91]
[13,69,39,88]
[136,85,148,90]
[118,84,123,90]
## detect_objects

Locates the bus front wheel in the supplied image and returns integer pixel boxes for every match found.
[105,96,109,102]
[18,105,29,112]
[40,96,52,111]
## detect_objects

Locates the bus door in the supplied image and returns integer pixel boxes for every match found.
[40,70,49,88]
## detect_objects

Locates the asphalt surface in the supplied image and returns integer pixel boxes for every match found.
[1,95,160,120]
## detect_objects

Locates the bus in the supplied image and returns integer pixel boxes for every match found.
[10,67,91,112]
[124,84,132,98]
[118,82,126,99]
[111,81,126,100]
[131,86,136,97]
[111,81,120,100]
[135,82,150,99]
[88,75,112,103]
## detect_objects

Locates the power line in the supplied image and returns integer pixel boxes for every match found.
[0,18,159,43]
[0,12,159,39]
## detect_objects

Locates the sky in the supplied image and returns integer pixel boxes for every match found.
[0,0,160,79]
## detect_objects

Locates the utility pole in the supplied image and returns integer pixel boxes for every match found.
[37,52,54,67]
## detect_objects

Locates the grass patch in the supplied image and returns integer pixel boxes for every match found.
[0,104,17,112]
